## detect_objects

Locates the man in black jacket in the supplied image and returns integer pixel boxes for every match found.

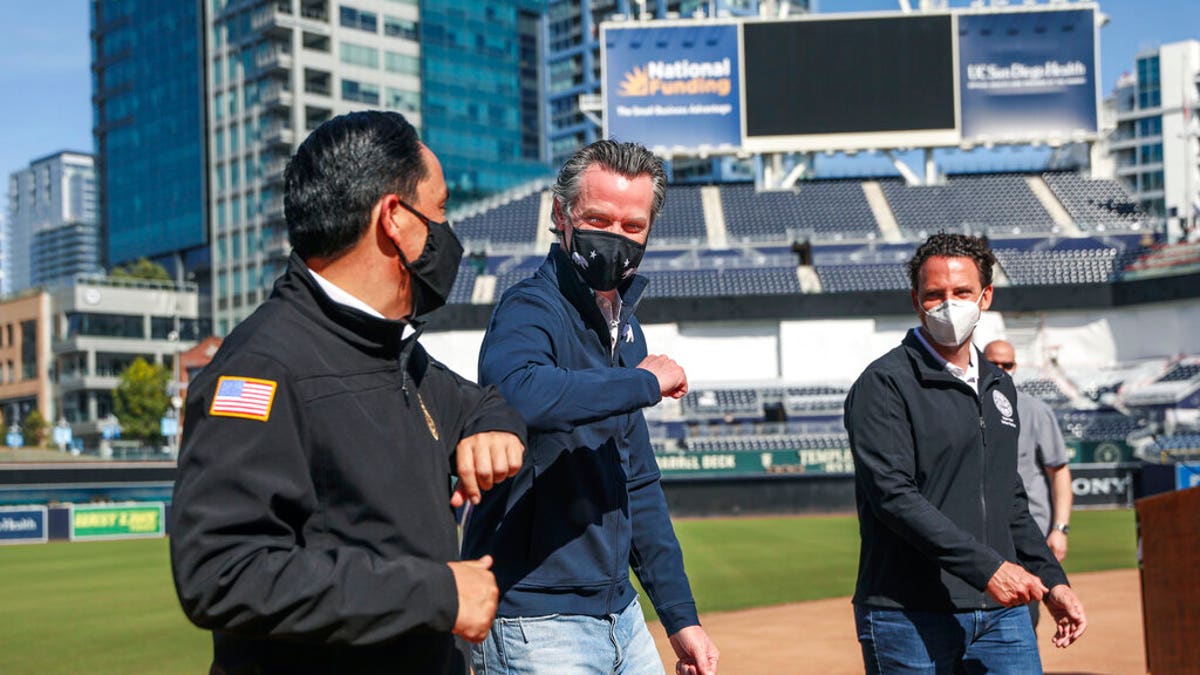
[170,111,526,674]
[844,233,1086,673]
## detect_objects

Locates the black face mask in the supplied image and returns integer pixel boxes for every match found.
[567,227,646,292]
[395,199,464,317]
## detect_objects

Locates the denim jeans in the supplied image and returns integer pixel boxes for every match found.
[472,597,664,674]
[855,604,1042,675]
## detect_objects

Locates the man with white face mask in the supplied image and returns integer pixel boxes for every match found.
[844,233,1087,674]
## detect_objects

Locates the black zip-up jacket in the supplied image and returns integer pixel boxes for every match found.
[170,252,526,674]
[844,329,1068,611]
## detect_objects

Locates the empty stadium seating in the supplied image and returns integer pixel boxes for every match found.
[1017,378,1071,406]
[882,175,1057,237]
[1157,363,1200,383]
[994,245,1121,285]
[685,433,849,453]
[652,185,707,242]
[453,191,542,244]
[683,388,761,417]
[447,264,478,305]
[815,263,909,292]
[1058,411,1143,441]
[720,181,879,242]
[1042,172,1145,231]
[642,266,802,298]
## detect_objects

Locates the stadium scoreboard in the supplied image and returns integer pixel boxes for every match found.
[602,4,1100,155]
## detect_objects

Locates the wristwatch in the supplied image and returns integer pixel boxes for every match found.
[1052,523,1070,535]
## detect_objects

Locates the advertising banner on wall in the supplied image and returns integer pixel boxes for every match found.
[0,506,48,545]
[603,22,742,151]
[958,8,1098,142]
[1070,464,1138,508]
[69,502,165,541]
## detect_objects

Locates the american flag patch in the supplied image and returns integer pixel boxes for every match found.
[209,376,277,422]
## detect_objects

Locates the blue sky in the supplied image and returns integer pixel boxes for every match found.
[0,1,1194,216]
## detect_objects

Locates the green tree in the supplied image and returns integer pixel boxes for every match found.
[113,358,171,444]
[111,258,171,282]
[0,412,8,445]
[21,409,48,447]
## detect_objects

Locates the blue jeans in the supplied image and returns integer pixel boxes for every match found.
[855,605,1042,675]
[472,597,664,674]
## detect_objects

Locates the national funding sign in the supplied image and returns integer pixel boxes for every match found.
[603,22,742,152]
[0,506,49,545]
[69,503,166,541]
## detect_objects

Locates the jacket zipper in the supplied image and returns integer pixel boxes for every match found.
[978,384,990,608]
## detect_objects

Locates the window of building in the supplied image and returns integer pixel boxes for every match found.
[1137,117,1163,137]
[303,31,330,52]
[384,16,418,40]
[384,51,419,76]
[341,78,380,104]
[1136,55,1161,109]
[1139,143,1163,164]
[339,42,379,68]
[305,68,331,95]
[339,6,377,33]
[20,321,37,380]
[385,87,420,113]
[66,313,144,340]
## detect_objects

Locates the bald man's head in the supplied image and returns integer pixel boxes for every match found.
[984,340,1016,374]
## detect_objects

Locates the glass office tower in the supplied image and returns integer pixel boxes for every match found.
[91,0,208,271]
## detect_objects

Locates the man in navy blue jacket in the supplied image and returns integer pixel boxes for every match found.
[462,140,719,675]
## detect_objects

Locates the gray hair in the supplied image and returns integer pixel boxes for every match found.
[550,140,668,230]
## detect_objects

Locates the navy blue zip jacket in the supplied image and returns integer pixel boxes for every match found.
[461,244,700,635]
[844,329,1069,611]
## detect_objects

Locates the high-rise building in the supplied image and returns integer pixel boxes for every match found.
[1108,40,1200,238]
[5,152,102,294]
[90,0,208,277]
[419,1,552,203]
[205,0,446,333]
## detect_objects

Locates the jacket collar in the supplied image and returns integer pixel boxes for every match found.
[902,328,1002,393]
[273,252,427,386]
[543,243,648,346]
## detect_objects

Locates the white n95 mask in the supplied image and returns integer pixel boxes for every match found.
[921,292,984,347]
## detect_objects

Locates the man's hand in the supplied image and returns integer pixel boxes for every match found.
[668,625,719,675]
[451,431,524,507]
[985,561,1048,606]
[1043,584,1087,648]
[448,555,498,643]
[1046,530,1068,562]
[637,354,688,400]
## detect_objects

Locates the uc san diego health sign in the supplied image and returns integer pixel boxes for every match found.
[69,503,165,541]
[0,506,49,545]
[603,22,742,151]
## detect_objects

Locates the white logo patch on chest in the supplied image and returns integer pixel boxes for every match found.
[992,390,1014,418]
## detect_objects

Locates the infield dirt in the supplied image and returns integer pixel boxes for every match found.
[649,569,1145,674]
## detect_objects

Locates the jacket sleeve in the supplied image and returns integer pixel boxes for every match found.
[626,412,699,636]
[1034,399,1070,468]
[169,351,459,645]
[1008,441,1070,589]
[432,360,527,445]
[846,368,1006,591]
[478,291,661,432]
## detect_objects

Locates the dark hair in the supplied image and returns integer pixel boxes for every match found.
[284,110,426,259]
[907,233,996,290]
[550,139,667,230]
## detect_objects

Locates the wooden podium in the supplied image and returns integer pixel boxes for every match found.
[1136,485,1200,674]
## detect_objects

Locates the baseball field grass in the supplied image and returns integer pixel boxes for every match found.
[0,509,1136,673]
